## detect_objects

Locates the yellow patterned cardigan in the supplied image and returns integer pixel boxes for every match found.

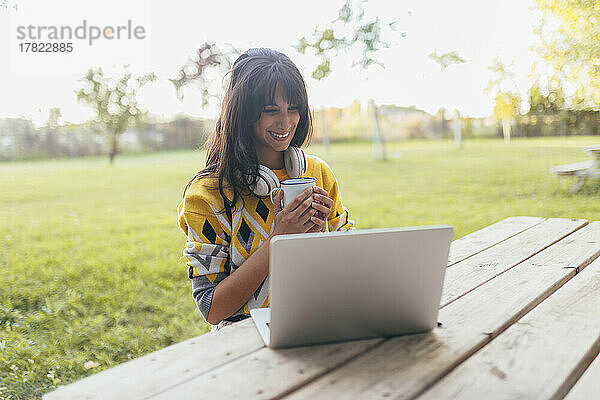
[177,155,355,324]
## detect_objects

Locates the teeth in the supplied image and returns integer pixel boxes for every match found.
[269,130,290,139]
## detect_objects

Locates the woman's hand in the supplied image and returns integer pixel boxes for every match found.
[271,188,317,237]
[307,186,333,232]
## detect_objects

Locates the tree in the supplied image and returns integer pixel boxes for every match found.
[429,51,467,147]
[485,58,521,142]
[535,0,600,109]
[295,0,406,160]
[527,78,566,115]
[522,78,600,137]
[45,108,62,157]
[294,1,403,81]
[75,66,155,164]
[169,42,238,150]
[493,92,520,142]
[170,42,239,107]
[0,0,18,11]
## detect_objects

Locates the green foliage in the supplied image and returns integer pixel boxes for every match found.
[428,50,467,71]
[485,57,521,119]
[75,66,156,163]
[2,138,600,399]
[517,79,600,137]
[311,59,332,81]
[485,58,522,141]
[494,92,521,121]
[294,0,404,80]
[0,0,18,11]
[528,80,566,114]
[535,0,600,108]
[169,42,239,105]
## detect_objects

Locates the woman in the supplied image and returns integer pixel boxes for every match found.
[178,48,354,330]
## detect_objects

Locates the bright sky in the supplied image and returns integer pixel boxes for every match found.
[0,0,541,126]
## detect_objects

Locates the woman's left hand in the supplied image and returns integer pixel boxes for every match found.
[307,186,333,232]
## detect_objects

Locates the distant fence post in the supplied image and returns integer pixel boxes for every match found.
[454,109,462,148]
[371,100,387,161]
[502,118,511,143]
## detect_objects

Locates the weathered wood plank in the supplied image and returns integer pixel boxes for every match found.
[282,221,600,400]
[563,350,600,400]
[150,338,385,400]
[43,318,264,400]
[417,255,600,400]
[447,216,545,266]
[441,218,587,307]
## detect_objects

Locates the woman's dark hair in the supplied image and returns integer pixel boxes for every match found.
[183,48,313,214]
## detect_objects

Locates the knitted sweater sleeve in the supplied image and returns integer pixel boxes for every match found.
[177,185,232,321]
[315,158,355,232]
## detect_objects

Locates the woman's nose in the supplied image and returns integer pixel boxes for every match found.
[277,111,290,128]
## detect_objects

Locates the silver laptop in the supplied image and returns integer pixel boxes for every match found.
[250,225,453,348]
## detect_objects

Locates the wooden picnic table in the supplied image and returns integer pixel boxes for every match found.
[550,144,600,192]
[44,216,600,400]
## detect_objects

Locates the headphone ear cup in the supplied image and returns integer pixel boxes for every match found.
[253,165,280,197]
[253,176,270,198]
[299,148,307,175]
[284,147,307,178]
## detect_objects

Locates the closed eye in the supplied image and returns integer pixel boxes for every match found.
[263,105,298,113]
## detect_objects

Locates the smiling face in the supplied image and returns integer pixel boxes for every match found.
[252,84,300,169]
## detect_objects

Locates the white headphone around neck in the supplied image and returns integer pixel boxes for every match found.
[251,147,307,197]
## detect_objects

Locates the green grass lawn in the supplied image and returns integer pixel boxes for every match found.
[1,137,599,399]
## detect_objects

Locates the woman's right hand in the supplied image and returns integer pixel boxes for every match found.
[271,188,316,237]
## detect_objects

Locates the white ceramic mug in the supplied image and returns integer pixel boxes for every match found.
[269,177,316,207]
